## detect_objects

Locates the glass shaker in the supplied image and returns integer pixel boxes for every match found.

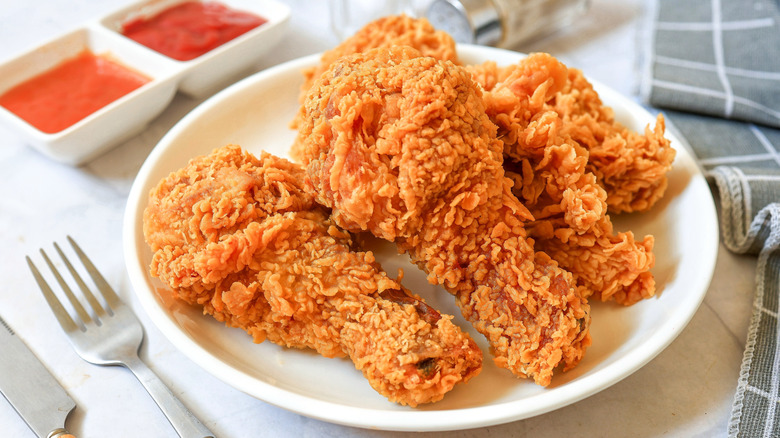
[422,0,590,48]
[330,0,413,41]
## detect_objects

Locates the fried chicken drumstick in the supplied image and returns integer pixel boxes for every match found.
[294,47,591,386]
[143,145,482,406]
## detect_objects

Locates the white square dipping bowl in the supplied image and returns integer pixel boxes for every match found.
[0,0,291,165]
[101,0,291,97]
[0,27,181,165]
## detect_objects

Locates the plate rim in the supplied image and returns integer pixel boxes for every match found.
[122,44,720,431]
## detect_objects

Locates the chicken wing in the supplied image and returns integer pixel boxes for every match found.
[471,53,658,305]
[143,144,482,406]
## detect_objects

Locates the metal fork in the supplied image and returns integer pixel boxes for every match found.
[26,236,215,438]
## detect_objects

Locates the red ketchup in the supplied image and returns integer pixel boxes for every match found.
[121,1,267,61]
[0,50,150,134]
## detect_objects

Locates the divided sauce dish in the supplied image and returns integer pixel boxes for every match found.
[0,0,290,165]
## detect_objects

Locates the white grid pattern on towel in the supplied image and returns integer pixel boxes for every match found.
[752,125,780,167]
[646,2,780,437]
[649,0,780,125]
[655,17,775,31]
[765,285,780,438]
[652,81,780,120]
[696,124,780,169]
[708,168,780,438]
[711,0,734,116]
[654,56,780,81]
[699,153,776,166]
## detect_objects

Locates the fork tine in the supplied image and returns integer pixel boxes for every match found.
[40,248,94,325]
[36,239,214,437]
[54,242,109,319]
[26,255,80,333]
[67,236,121,309]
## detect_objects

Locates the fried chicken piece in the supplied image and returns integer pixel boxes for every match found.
[549,67,676,214]
[143,144,482,406]
[526,215,656,305]
[294,46,591,386]
[292,14,457,133]
[478,54,605,234]
[463,61,506,93]
[472,53,656,305]
[470,54,675,214]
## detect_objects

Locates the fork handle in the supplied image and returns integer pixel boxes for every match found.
[123,355,215,438]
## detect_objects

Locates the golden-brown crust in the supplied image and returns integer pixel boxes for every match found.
[474,53,662,305]
[303,15,457,95]
[549,68,676,214]
[143,145,482,406]
[295,47,591,386]
[290,15,458,135]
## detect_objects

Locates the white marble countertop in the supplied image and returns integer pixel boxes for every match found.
[0,0,755,436]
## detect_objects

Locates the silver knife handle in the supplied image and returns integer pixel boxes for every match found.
[48,429,75,438]
[124,355,215,438]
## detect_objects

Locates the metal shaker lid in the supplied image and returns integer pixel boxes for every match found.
[425,0,503,46]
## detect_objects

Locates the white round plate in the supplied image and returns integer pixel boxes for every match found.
[123,45,719,431]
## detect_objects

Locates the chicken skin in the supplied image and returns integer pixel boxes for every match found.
[291,15,458,136]
[470,53,659,305]
[552,67,675,214]
[143,145,482,406]
[294,46,591,386]
[467,54,675,214]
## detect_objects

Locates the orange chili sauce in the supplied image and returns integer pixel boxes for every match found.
[122,1,267,61]
[0,50,150,134]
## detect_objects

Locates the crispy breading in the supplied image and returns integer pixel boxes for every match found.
[290,15,458,138]
[471,53,659,305]
[143,145,482,406]
[550,67,676,214]
[300,15,457,99]
[294,46,591,386]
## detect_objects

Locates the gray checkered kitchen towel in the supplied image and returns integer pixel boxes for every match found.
[643,0,780,436]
